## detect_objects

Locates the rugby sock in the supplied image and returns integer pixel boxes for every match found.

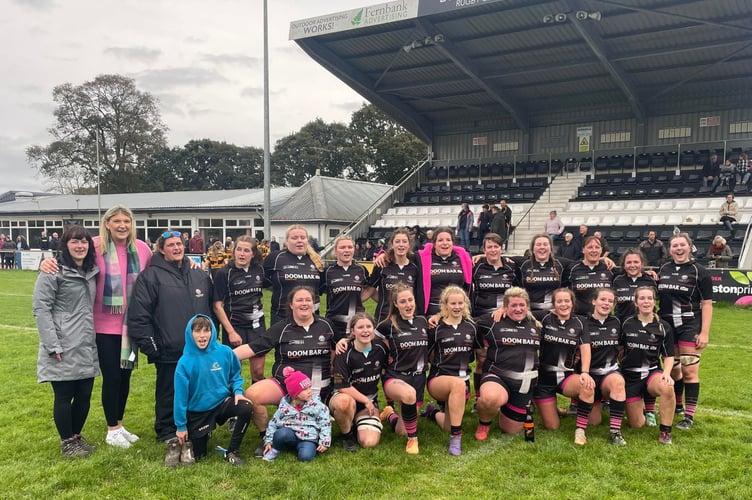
[659,424,672,433]
[387,412,399,431]
[575,401,593,429]
[643,396,656,414]
[479,419,492,427]
[684,382,699,419]
[450,425,462,437]
[608,399,625,430]
[473,373,482,400]
[674,378,684,409]
[402,403,418,438]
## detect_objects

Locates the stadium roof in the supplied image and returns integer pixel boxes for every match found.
[291,0,752,143]
[0,176,390,222]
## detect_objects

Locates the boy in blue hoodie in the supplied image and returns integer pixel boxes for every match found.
[173,315,253,466]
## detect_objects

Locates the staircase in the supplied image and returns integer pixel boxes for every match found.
[506,171,588,256]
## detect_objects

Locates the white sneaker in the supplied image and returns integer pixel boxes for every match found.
[119,427,140,443]
[105,429,132,449]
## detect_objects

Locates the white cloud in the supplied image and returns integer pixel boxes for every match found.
[104,46,162,63]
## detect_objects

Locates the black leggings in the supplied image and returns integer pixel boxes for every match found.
[51,378,94,440]
[190,397,253,458]
[96,333,133,427]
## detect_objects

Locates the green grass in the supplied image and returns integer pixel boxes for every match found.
[1,270,750,499]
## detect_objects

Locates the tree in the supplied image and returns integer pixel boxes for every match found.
[271,119,366,186]
[142,140,264,191]
[26,74,168,193]
[349,104,426,185]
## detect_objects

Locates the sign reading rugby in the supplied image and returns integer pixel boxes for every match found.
[418,0,505,16]
[290,0,419,40]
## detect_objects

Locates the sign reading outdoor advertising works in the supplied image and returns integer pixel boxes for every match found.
[290,0,419,40]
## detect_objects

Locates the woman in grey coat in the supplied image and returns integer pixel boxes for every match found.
[33,225,99,458]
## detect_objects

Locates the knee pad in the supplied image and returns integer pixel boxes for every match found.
[355,415,383,433]
[680,353,701,366]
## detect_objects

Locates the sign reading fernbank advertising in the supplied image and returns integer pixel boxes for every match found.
[290,0,419,40]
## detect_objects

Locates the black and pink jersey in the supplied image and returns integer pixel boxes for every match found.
[583,315,621,377]
[427,319,480,380]
[367,260,419,322]
[247,316,335,390]
[264,250,321,320]
[657,260,713,327]
[427,252,468,310]
[212,263,266,329]
[539,313,589,386]
[332,338,389,401]
[471,258,518,316]
[476,315,540,394]
[376,315,429,374]
[321,263,369,339]
[612,273,657,322]
[564,261,614,315]
[620,316,675,379]
[516,258,565,312]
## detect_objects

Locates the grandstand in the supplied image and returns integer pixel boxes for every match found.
[292,0,752,266]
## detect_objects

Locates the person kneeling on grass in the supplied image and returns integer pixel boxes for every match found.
[172,315,253,467]
[263,367,331,462]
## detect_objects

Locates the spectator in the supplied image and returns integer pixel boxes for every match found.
[37,230,50,250]
[224,236,234,253]
[707,235,732,268]
[702,154,721,189]
[49,232,60,253]
[127,230,213,466]
[719,192,739,236]
[573,224,588,259]
[498,200,512,247]
[739,152,751,186]
[188,231,204,255]
[719,159,737,192]
[489,206,508,249]
[457,202,473,251]
[181,232,190,253]
[269,236,280,252]
[476,204,492,250]
[556,232,579,260]
[364,240,375,261]
[16,235,30,251]
[2,235,14,269]
[544,210,564,241]
[593,230,610,258]
[639,231,668,267]
[374,239,386,260]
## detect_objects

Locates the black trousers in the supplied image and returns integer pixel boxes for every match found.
[51,378,94,440]
[96,333,133,427]
[154,362,177,441]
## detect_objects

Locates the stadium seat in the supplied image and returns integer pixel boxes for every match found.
[632,216,649,226]
[666,214,684,225]
[649,215,666,225]
[658,200,674,211]
[600,215,617,226]
[695,230,714,241]
[626,229,642,239]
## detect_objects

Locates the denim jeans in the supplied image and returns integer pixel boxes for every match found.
[271,426,318,461]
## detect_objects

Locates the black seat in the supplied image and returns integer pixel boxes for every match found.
[695,230,713,241]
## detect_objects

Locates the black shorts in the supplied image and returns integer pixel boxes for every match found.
[624,369,661,401]
[383,368,426,405]
[186,396,234,439]
[222,323,266,347]
[672,319,701,347]
[592,370,622,401]
[534,371,575,400]
[480,373,534,422]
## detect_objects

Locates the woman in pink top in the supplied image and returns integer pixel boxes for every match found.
[92,205,153,448]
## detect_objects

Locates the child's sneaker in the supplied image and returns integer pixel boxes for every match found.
[645,412,657,427]
[180,441,196,465]
[164,438,181,468]
[262,448,280,462]
[659,431,673,445]
[224,450,245,466]
[405,437,419,455]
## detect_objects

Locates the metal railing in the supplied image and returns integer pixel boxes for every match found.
[320,156,431,258]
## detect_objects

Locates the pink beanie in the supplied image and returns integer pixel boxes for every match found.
[283,366,312,398]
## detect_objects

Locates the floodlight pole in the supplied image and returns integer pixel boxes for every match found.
[96,129,101,221]
[262,0,271,241]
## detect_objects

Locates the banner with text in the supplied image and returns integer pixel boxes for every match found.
[290,0,419,40]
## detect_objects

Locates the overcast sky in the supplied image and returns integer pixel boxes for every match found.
[0,0,367,192]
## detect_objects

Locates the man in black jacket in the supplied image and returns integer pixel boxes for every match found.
[128,231,213,465]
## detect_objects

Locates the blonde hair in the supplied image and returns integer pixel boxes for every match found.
[503,287,541,328]
[633,285,661,324]
[383,282,415,331]
[98,205,136,254]
[438,285,472,322]
[286,224,323,271]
